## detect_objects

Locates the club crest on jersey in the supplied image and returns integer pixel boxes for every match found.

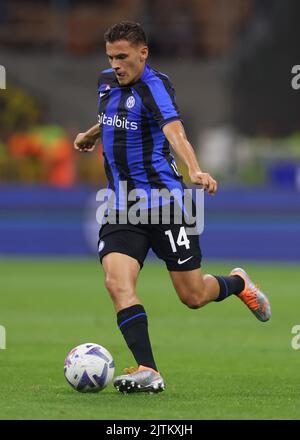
[126,96,135,109]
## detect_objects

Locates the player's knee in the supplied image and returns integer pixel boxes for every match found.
[180,293,207,309]
[104,276,122,297]
[176,283,207,309]
[105,274,134,301]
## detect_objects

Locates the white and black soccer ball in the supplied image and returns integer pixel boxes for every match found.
[64,343,115,392]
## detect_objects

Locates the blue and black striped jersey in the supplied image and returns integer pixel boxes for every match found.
[97,63,184,209]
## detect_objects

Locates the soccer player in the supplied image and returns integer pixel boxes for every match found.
[74,21,271,394]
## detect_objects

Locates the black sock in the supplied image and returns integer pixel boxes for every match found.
[214,275,245,302]
[117,304,157,371]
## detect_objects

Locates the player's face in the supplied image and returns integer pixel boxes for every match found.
[106,40,148,86]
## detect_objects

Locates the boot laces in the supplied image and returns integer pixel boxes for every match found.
[241,285,261,311]
[123,366,139,375]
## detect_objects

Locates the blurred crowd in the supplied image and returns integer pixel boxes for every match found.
[0,0,251,187]
[0,0,251,57]
[0,84,105,187]
[1,0,299,188]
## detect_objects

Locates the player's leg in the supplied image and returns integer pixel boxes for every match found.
[151,223,271,321]
[169,268,244,308]
[102,251,141,312]
[170,267,271,321]
[102,251,158,369]
[98,227,164,392]
[150,222,240,306]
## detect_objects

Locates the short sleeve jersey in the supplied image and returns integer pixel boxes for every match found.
[97,63,185,209]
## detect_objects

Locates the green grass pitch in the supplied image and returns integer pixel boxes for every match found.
[0,258,300,420]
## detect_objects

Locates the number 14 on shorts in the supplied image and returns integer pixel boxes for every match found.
[165,227,190,252]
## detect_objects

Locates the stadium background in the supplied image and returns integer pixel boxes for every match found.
[1,0,300,421]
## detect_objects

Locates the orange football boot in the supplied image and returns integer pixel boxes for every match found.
[230,268,271,322]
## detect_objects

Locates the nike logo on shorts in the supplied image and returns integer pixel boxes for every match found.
[177,256,193,265]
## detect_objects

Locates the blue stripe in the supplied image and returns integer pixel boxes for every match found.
[149,119,184,196]
[126,90,151,197]
[118,313,147,329]
[102,88,124,209]
[146,74,178,122]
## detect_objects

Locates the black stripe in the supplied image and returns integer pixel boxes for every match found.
[152,75,183,182]
[162,137,169,156]
[113,89,136,198]
[140,107,168,190]
[153,73,185,187]
[152,71,180,116]
[103,153,115,192]
[134,81,165,127]
[136,81,181,188]
[164,153,183,181]
[98,79,111,121]
[162,137,183,181]
[98,83,115,190]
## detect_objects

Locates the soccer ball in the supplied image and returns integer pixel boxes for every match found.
[64,342,115,392]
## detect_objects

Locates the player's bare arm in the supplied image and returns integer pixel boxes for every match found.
[163,120,217,195]
[74,123,102,152]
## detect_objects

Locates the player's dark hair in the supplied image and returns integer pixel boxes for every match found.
[104,21,147,46]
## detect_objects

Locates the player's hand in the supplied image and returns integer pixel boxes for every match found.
[189,171,218,195]
[74,132,96,153]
